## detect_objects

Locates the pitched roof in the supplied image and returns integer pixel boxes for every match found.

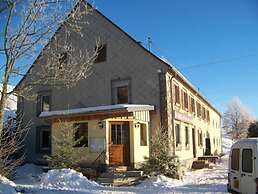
[15,1,221,116]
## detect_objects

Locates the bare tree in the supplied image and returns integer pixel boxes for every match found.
[0,0,99,134]
[0,115,31,178]
[223,97,255,139]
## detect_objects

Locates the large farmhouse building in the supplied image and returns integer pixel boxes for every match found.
[16,2,222,168]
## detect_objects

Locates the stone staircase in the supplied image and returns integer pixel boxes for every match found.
[192,156,220,170]
[97,166,146,186]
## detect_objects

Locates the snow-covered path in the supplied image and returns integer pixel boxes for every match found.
[13,157,229,194]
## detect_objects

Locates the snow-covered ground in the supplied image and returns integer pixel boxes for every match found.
[0,128,234,194]
[0,156,229,194]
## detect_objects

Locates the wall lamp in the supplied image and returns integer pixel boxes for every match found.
[134,122,141,128]
[98,121,104,129]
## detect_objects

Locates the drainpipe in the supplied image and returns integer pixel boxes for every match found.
[169,74,176,156]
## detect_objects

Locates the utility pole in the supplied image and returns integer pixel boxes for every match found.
[147,36,152,51]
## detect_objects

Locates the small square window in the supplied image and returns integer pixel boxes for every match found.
[74,123,88,147]
[37,92,51,116]
[117,86,129,104]
[95,44,106,63]
[58,52,68,65]
[111,79,131,104]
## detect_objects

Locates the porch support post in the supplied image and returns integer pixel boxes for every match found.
[105,120,109,165]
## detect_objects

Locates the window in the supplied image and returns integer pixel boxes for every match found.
[74,123,88,147]
[231,148,240,171]
[111,79,131,104]
[202,106,206,120]
[41,130,50,149]
[117,86,129,104]
[17,96,24,121]
[206,110,210,122]
[183,91,188,110]
[198,131,203,146]
[175,124,180,146]
[111,124,122,144]
[36,126,51,154]
[58,52,68,66]
[95,44,107,63]
[174,85,180,105]
[242,149,253,173]
[181,89,184,108]
[197,102,201,117]
[190,97,195,114]
[185,126,189,146]
[36,92,51,116]
[140,124,147,146]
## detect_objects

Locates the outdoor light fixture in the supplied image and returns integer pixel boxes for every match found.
[98,121,104,129]
[134,122,140,128]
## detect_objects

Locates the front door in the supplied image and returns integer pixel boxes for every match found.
[229,147,241,193]
[109,122,130,166]
[192,128,196,158]
[240,144,256,194]
[205,138,211,155]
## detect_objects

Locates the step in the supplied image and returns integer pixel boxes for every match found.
[192,160,209,169]
[100,171,143,178]
[97,175,147,186]
[107,166,128,172]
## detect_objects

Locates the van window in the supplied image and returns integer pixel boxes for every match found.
[242,149,253,173]
[231,149,240,171]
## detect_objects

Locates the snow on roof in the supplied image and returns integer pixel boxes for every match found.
[39,104,155,118]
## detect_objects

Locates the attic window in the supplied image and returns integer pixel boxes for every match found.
[58,52,68,69]
[95,44,106,63]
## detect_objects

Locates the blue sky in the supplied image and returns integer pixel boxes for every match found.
[94,0,258,117]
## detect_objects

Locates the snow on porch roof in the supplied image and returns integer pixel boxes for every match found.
[39,104,155,118]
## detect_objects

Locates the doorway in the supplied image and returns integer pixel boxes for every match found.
[192,128,196,158]
[109,122,130,166]
[205,138,211,155]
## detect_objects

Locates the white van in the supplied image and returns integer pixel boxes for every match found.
[228,138,258,194]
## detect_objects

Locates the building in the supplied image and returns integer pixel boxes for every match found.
[16,3,222,168]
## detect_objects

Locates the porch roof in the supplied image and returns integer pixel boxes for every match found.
[39,104,155,119]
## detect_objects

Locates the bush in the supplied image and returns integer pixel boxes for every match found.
[142,128,180,179]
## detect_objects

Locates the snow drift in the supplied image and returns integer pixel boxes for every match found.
[15,163,43,185]
[0,175,17,194]
[40,169,99,190]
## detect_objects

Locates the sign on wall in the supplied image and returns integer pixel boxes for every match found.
[89,138,106,153]
[175,111,193,123]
